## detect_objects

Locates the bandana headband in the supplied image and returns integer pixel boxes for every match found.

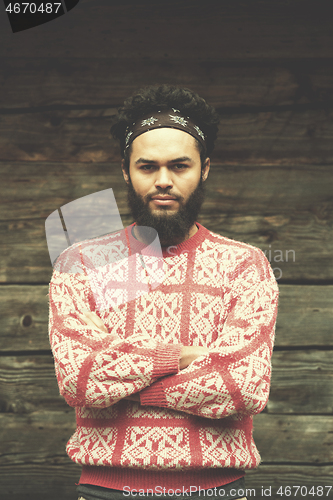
[124,108,206,154]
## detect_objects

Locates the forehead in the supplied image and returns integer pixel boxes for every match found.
[130,127,200,160]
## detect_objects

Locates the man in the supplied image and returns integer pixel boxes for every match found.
[48,85,279,500]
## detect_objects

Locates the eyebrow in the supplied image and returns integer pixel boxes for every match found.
[135,156,193,165]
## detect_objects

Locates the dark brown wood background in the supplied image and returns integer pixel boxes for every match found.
[0,1,332,499]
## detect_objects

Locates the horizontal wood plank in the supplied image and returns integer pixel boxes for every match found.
[267,351,333,414]
[275,286,333,347]
[0,411,76,465]
[1,162,332,282]
[2,212,333,282]
[0,412,332,465]
[0,285,332,350]
[0,463,80,500]
[2,163,333,218]
[0,286,50,351]
[0,355,66,414]
[252,414,333,464]
[1,1,332,496]
[0,350,332,414]
[1,1,333,60]
[246,465,333,500]
[1,110,333,164]
[1,58,333,110]
[0,463,332,500]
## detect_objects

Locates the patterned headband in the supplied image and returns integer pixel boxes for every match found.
[124,108,206,154]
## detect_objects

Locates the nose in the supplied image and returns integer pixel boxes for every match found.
[154,167,173,190]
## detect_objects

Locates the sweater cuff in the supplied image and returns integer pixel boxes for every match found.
[139,379,168,407]
[152,342,182,379]
[139,343,182,407]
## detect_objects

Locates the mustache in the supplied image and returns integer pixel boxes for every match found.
[148,193,181,201]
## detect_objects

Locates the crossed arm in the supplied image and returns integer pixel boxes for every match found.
[78,310,209,402]
[49,247,278,418]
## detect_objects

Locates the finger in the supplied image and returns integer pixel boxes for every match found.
[78,313,95,328]
[89,314,108,332]
[81,311,108,333]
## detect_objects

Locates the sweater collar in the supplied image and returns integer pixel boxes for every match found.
[127,222,208,258]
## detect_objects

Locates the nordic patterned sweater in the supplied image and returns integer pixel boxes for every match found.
[48,221,279,491]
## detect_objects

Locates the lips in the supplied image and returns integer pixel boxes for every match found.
[151,196,177,200]
[151,196,178,206]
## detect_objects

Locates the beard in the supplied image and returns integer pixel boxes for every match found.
[125,173,206,246]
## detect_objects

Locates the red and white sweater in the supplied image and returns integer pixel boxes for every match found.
[48,222,279,491]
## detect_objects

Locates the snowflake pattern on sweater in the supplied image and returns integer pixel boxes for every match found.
[48,222,279,472]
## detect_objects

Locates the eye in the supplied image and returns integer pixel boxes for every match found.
[140,165,154,170]
[174,164,187,170]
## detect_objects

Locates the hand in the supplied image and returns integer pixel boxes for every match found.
[179,345,209,370]
[123,393,141,402]
[79,310,108,333]
[79,310,140,403]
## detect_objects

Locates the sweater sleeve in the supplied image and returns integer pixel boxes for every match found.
[48,270,182,409]
[139,247,279,419]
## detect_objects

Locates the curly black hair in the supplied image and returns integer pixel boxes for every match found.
[110,84,220,173]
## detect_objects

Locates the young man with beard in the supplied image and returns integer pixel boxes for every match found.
[48,85,279,500]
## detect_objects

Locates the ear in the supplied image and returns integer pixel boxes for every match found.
[121,159,130,184]
[202,158,210,182]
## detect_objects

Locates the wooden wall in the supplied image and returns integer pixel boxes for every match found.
[1,1,332,499]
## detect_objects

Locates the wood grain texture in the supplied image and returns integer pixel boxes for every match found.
[0,286,50,351]
[0,0,332,496]
[1,109,333,164]
[0,412,332,465]
[0,463,80,500]
[1,58,332,109]
[0,285,332,350]
[0,351,332,414]
[0,464,332,500]
[267,351,333,414]
[1,1,333,60]
[1,162,332,282]
[0,355,66,414]
[0,411,76,466]
[246,465,333,500]
[275,286,333,347]
[253,414,333,463]
[2,215,333,282]
[2,162,332,218]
